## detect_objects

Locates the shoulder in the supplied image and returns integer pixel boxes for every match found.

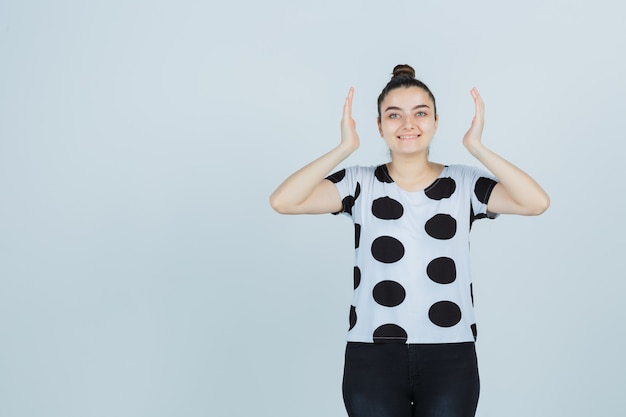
[445,164,497,184]
[326,165,379,184]
[445,164,487,177]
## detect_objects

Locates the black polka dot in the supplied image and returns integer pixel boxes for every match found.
[353,267,361,289]
[326,169,345,183]
[349,306,357,330]
[374,165,393,183]
[474,177,497,204]
[470,206,489,228]
[354,224,361,249]
[341,195,356,215]
[371,236,405,263]
[425,214,457,240]
[425,177,456,200]
[428,301,462,328]
[471,323,478,341]
[354,182,361,200]
[373,324,408,343]
[426,257,457,284]
[372,197,404,220]
[372,280,406,307]
[331,181,360,216]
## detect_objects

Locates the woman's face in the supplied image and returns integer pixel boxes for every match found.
[377,86,438,156]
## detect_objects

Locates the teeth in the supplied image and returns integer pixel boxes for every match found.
[399,135,418,139]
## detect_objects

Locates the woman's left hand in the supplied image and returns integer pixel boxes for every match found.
[461,87,550,216]
[462,87,485,153]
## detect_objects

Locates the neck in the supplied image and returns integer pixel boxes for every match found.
[386,152,443,192]
[387,152,432,180]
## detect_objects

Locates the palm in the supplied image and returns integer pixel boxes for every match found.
[341,87,360,151]
[463,88,485,150]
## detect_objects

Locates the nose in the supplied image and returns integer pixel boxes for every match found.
[403,116,416,130]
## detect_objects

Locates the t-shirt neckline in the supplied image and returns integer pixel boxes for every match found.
[380,163,448,194]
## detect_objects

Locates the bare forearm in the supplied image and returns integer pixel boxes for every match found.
[269,143,355,212]
[467,143,550,215]
[270,88,360,214]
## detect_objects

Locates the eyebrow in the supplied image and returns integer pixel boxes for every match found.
[384,104,431,112]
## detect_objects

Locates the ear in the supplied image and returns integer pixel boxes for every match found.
[377,117,383,137]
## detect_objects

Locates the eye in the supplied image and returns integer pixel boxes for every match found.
[389,113,400,119]
[416,111,427,117]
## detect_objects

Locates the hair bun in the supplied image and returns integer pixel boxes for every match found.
[391,64,415,79]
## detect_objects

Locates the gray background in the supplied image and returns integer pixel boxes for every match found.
[1,0,624,416]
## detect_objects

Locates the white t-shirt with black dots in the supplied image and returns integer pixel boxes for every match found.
[326,164,498,344]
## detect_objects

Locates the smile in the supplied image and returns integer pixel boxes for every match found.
[398,135,419,140]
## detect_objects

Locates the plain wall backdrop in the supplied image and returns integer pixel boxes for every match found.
[1,0,625,416]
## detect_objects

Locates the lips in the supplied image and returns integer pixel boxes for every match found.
[398,135,419,140]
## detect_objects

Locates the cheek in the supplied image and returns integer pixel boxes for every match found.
[380,126,395,139]
[422,119,437,131]
[380,120,398,135]
[378,122,388,137]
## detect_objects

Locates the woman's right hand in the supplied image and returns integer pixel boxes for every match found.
[340,87,360,151]
[269,87,359,214]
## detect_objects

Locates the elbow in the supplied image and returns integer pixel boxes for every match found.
[528,194,550,216]
[269,193,292,214]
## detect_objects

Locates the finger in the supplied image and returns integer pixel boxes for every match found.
[343,87,354,119]
[470,87,481,105]
[471,87,484,120]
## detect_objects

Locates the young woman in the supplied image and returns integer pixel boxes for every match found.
[270,65,549,417]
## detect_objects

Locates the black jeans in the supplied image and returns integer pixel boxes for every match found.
[342,342,480,417]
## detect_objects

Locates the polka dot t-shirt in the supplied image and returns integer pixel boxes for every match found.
[326,164,498,344]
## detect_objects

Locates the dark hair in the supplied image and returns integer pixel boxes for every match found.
[377,64,437,119]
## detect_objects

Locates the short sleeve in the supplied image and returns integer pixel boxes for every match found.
[325,166,362,217]
[468,166,499,223]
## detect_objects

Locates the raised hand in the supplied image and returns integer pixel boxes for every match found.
[460,87,550,215]
[462,87,485,153]
[269,87,360,214]
[340,87,360,151]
